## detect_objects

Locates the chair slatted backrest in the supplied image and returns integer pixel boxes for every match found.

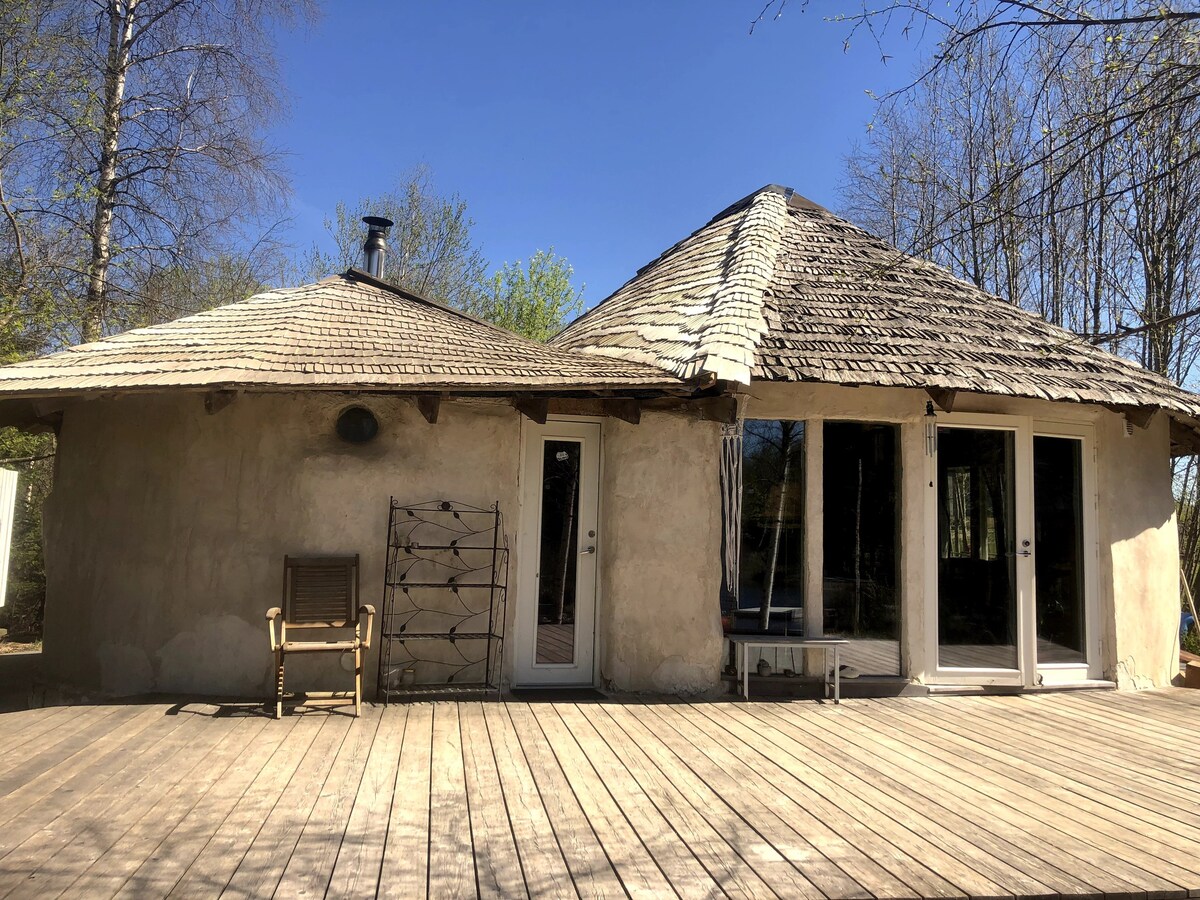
[284,555,359,627]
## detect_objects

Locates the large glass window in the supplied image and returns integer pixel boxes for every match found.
[823,422,900,674]
[733,420,805,634]
[1034,436,1087,664]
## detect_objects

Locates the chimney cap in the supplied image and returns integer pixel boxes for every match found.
[362,215,394,230]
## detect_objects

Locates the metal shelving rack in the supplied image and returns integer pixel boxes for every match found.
[376,498,507,702]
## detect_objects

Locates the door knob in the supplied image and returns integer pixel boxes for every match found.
[580,545,596,555]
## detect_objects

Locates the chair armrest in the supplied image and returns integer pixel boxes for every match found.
[358,604,376,650]
[266,607,283,651]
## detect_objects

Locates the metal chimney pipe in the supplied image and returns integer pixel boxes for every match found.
[362,215,394,278]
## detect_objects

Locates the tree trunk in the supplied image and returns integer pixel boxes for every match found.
[83,1,137,343]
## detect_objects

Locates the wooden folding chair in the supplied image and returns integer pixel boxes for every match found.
[266,555,375,718]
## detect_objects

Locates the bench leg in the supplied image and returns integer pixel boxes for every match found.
[274,650,284,719]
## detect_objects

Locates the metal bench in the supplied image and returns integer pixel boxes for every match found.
[728,634,849,703]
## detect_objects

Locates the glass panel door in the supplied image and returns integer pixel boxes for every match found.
[936,427,1020,671]
[536,440,581,664]
[1034,436,1087,665]
[516,419,600,686]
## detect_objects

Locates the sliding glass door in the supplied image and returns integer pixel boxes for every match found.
[930,417,1095,685]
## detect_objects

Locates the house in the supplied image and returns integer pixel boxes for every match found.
[0,184,1194,699]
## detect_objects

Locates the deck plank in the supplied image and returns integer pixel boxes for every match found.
[325,705,408,897]
[504,702,625,898]
[600,702,830,900]
[221,713,352,898]
[574,703,777,900]
[481,701,576,899]
[530,702,679,898]
[854,698,1200,888]
[698,701,1035,899]
[459,702,527,899]
[113,712,298,899]
[773,699,1175,896]
[377,702,433,900]
[0,706,186,862]
[273,708,381,898]
[724,700,1072,897]
[46,711,265,900]
[427,702,477,899]
[167,713,327,898]
[2,690,1200,900]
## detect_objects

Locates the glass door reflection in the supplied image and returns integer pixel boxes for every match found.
[536,440,581,664]
[937,427,1019,670]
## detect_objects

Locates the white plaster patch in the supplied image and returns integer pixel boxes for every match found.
[157,614,268,696]
[96,643,154,696]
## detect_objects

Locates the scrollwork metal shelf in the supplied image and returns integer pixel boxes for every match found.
[376,498,508,703]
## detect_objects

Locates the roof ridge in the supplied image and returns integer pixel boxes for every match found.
[684,189,788,382]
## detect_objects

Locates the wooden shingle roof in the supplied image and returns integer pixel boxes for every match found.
[554,185,1200,420]
[0,270,681,396]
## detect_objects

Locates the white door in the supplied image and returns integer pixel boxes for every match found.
[926,414,1098,686]
[515,419,600,686]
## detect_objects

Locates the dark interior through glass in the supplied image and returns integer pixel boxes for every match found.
[823,422,900,674]
[536,440,580,664]
[1034,435,1087,664]
[937,427,1018,669]
[734,420,805,634]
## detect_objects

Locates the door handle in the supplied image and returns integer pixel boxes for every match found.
[580,545,596,555]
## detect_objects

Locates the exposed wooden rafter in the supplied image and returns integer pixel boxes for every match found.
[513,398,549,424]
[204,390,238,415]
[416,395,441,425]
[1105,403,1158,429]
[926,388,957,413]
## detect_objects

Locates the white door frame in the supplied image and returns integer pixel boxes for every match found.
[924,413,1031,685]
[923,412,1100,686]
[514,417,601,686]
[1029,420,1101,684]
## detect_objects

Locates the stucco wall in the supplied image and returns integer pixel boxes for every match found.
[42,393,729,698]
[597,413,724,694]
[43,392,522,697]
[741,382,1180,688]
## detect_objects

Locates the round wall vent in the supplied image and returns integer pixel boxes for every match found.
[336,406,379,444]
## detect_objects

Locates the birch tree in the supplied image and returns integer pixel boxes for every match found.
[6,0,307,343]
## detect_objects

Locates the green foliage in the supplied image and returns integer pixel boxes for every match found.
[468,249,585,341]
[305,171,586,341]
[0,428,53,639]
[1184,625,1200,656]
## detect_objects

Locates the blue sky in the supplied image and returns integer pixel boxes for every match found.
[271,2,926,304]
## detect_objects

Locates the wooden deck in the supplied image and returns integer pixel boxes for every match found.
[1,689,1199,898]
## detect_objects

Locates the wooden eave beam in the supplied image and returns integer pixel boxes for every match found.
[513,397,549,424]
[416,394,441,425]
[926,388,957,413]
[1105,403,1159,429]
[204,389,238,415]
[604,399,640,425]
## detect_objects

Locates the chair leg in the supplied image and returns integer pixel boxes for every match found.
[354,647,362,717]
[275,651,285,720]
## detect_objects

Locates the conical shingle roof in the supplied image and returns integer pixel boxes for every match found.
[553,185,1200,420]
[0,270,680,395]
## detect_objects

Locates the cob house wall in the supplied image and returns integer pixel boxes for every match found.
[40,391,726,698]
